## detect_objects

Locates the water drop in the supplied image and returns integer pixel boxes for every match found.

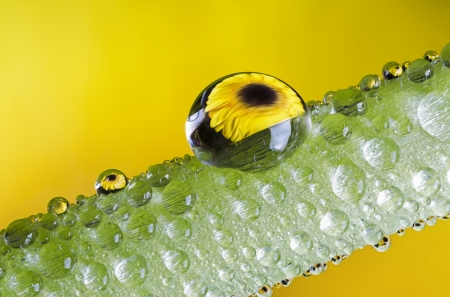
[126,179,152,207]
[79,205,103,228]
[261,182,286,204]
[186,72,311,172]
[256,246,280,267]
[331,255,343,265]
[390,116,412,135]
[291,166,313,185]
[212,228,233,248]
[36,240,76,279]
[382,61,403,79]
[232,198,260,222]
[218,267,235,282]
[363,137,399,170]
[78,260,110,291]
[418,91,450,141]
[441,42,450,67]
[404,200,419,212]
[6,269,43,296]
[412,167,441,197]
[412,220,425,231]
[430,197,450,216]
[423,50,441,64]
[320,114,352,144]
[296,200,316,218]
[40,212,59,230]
[165,218,192,241]
[402,61,410,71]
[322,91,335,105]
[162,181,196,214]
[47,197,70,215]
[123,209,157,242]
[397,229,405,236]
[161,249,190,274]
[361,225,383,245]
[332,160,366,203]
[93,222,123,250]
[114,254,148,287]
[289,232,313,255]
[359,74,381,91]
[95,169,128,195]
[320,210,350,236]
[407,59,434,83]
[256,284,272,297]
[373,236,391,252]
[331,88,366,116]
[371,116,389,131]
[146,164,172,187]
[5,218,37,248]
[242,245,256,259]
[377,186,405,212]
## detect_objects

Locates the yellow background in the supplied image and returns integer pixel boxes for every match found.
[0,0,449,296]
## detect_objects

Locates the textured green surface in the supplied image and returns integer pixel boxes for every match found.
[1,49,450,297]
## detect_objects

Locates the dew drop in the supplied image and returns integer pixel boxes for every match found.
[407,59,434,83]
[7,269,43,296]
[320,114,352,144]
[212,228,234,248]
[114,254,148,287]
[412,167,441,197]
[36,240,77,279]
[165,218,192,241]
[412,220,425,231]
[289,232,313,255]
[146,164,172,187]
[95,169,128,195]
[5,218,37,248]
[47,197,70,215]
[162,181,196,214]
[441,42,450,67]
[363,137,400,170]
[373,236,391,252]
[126,179,152,207]
[123,209,157,242]
[359,74,381,91]
[161,249,190,274]
[232,198,260,222]
[371,116,389,131]
[423,50,441,64]
[79,205,103,228]
[78,260,110,291]
[390,116,412,135]
[39,212,59,230]
[291,166,314,185]
[256,246,280,267]
[331,88,366,116]
[320,210,350,236]
[418,91,450,141]
[382,61,403,80]
[361,225,383,245]
[261,182,286,204]
[296,200,316,218]
[93,222,123,250]
[377,186,405,213]
[332,160,366,203]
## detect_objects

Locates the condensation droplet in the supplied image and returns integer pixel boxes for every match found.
[162,181,196,214]
[289,232,313,255]
[407,59,434,83]
[261,182,286,204]
[412,167,441,197]
[363,137,400,170]
[332,160,366,203]
[256,246,280,267]
[377,186,405,213]
[320,114,352,144]
[320,210,350,236]
[418,91,450,141]
[114,254,148,287]
[296,200,316,218]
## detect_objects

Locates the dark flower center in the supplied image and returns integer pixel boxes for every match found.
[237,83,277,106]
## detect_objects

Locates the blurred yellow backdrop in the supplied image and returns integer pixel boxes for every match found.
[0,0,449,296]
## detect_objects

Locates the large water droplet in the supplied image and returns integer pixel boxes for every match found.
[123,209,157,242]
[126,179,152,207]
[95,169,128,195]
[186,72,311,172]
[363,137,400,170]
[161,249,190,274]
[377,186,405,213]
[331,89,366,116]
[296,200,316,218]
[212,228,234,248]
[320,210,350,236]
[93,222,123,250]
[382,61,403,80]
[79,205,103,228]
[114,254,148,287]
[165,218,192,241]
[47,197,70,215]
[332,160,366,203]
[361,225,383,245]
[146,164,172,187]
[232,198,260,221]
[256,246,280,267]
[78,260,110,291]
[7,269,43,296]
[412,167,441,197]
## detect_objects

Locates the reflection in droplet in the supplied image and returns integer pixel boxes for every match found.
[382,61,403,79]
[407,59,434,83]
[5,218,37,248]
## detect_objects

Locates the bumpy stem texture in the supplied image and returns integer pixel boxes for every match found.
[1,52,450,297]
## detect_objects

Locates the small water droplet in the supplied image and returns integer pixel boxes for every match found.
[412,167,441,197]
[377,186,405,212]
[47,197,70,215]
[261,182,286,204]
[407,59,434,83]
[95,169,128,195]
[320,114,352,144]
[319,210,350,236]
[382,61,403,79]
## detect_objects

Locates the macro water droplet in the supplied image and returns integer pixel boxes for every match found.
[382,61,403,80]
[7,269,43,296]
[5,218,37,248]
[224,170,242,190]
[289,232,313,255]
[402,61,410,71]
[261,182,286,204]
[373,236,391,252]
[242,245,256,259]
[430,197,450,216]
[390,116,412,135]
[256,246,280,267]
[418,91,450,141]
[95,169,128,195]
[146,164,172,187]
[162,181,196,214]
[62,213,77,227]
[407,59,434,83]
[207,212,224,227]
[212,228,234,248]
[331,88,366,116]
[404,200,419,212]
[40,212,58,230]
[332,160,366,203]
[165,218,192,241]
[186,72,310,172]
[412,220,425,231]
[114,254,148,287]
[359,74,381,91]
[79,205,103,228]
[218,267,235,282]
[126,179,152,207]
[36,240,76,279]
[377,186,405,212]
[183,279,208,297]
[363,137,399,170]
[232,198,260,222]
[47,197,70,215]
[320,113,352,144]
[161,249,190,274]
[322,91,335,105]
[123,209,157,242]
[78,260,110,292]
[361,225,383,245]
[320,210,350,236]
[441,42,450,67]
[371,116,389,131]
[423,50,440,64]
[93,221,123,250]
[412,167,441,197]
[291,166,313,185]
[296,200,316,218]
